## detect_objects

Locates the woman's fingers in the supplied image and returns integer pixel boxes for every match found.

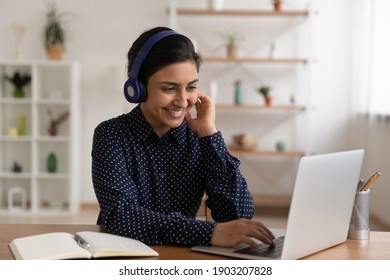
[211,218,275,248]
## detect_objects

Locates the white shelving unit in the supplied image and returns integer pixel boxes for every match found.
[0,60,80,215]
[168,0,314,206]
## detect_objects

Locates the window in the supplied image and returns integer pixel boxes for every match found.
[353,0,390,116]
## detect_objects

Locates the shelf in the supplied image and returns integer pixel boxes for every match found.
[229,149,304,158]
[34,207,70,215]
[0,59,75,67]
[173,9,309,17]
[37,136,69,143]
[0,135,32,142]
[0,98,32,104]
[204,57,307,64]
[0,172,32,179]
[0,209,31,216]
[36,98,70,105]
[217,104,306,111]
[169,1,312,210]
[36,173,69,179]
[0,60,80,215]
[0,136,69,142]
[0,208,70,216]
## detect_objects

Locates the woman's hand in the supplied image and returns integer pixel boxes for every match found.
[185,93,217,138]
[211,218,275,248]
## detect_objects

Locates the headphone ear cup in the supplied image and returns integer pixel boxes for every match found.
[124,30,180,104]
[139,82,147,102]
[124,77,146,103]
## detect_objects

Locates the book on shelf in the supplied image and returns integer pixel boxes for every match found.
[9,231,159,260]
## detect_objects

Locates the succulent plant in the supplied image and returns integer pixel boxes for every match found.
[44,1,66,49]
[257,86,272,106]
[4,71,31,98]
[258,86,271,97]
[4,72,31,89]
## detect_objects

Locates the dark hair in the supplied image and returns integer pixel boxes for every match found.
[126,26,202,86]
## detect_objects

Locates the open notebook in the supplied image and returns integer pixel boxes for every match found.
[192,149,364,260]
[9,231,159,260]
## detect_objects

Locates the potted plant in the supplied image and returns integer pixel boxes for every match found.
[273,0,283,11]
[4,71,31,98]
[258,86,272,106]
[43,1,66,60]
[219,31,243,59]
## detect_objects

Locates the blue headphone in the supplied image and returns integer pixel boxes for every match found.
[123,30,180,103]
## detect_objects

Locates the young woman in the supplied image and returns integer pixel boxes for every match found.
[91,26,275,248]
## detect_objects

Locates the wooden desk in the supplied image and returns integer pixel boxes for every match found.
[1,224,389,260]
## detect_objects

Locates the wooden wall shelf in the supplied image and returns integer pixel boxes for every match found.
[174,9,309,17]
[168,1,312,210]
[229,149,304,158]
[217,104,306,111]
[204,57,307,64]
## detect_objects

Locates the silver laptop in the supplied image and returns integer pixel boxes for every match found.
[192,149,364,260]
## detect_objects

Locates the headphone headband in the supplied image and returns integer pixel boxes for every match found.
[124,30,181,103]
[138,30,179,60]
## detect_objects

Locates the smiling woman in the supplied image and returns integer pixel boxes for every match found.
[141,62,200,137]
[91,26,275,249]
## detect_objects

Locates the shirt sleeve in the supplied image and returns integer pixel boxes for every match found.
[91,122,216,246]
[199,131,254,222]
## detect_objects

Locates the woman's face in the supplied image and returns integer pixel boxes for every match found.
[140,61,199,137]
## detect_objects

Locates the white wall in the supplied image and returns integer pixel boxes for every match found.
[1,0,170,203]
[310,0,353,151]
[1,0,388,225]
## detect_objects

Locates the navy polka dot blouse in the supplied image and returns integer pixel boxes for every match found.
[91,105,254,246]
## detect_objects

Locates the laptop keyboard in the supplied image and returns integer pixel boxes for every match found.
[233,236,285,259]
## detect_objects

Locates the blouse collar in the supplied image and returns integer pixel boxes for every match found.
[127,105,187,146]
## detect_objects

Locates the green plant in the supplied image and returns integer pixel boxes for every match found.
[219,31,243,49]
[44,1,66,49]
[218,31,244,58]
[258,86,271,97]
[4,71,31,98]
[258,86,272,106]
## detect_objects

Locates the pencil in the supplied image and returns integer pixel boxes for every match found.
[360,171,381,191]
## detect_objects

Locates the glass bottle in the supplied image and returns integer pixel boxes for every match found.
[47,152,57,173]
[234,79,244,105]
[17,114,26,135]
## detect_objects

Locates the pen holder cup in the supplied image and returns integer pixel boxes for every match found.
[348,190,370,240]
